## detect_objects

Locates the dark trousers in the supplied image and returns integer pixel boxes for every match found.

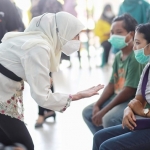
[0,114,34,150]
[38,82,54,116]
[101,41,111,66]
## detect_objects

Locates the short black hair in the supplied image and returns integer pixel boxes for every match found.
[136,23,150,43]
[112,13,138,32]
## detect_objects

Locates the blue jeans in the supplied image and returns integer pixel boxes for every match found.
[93,125,150,150]
[82,94,130,134]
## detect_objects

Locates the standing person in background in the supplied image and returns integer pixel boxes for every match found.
[112,0,150,54]
[63,0,77,17]
[62,0,79,67]
[94,4,115,67]
[0,0,25,42]
[11,1,25,32]
[118,0,150,24]
[31,0,63,18]
[30,0,63,128]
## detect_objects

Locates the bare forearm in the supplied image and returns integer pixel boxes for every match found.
[128,99,146,116]
[128,95,147,117]
[95,83,114,107]
[101,87,136,114]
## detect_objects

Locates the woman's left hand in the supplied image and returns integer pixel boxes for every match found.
[122,106,137,130]
[72,84,104,101]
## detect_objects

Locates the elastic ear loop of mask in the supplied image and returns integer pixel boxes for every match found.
[55,14,67,46]
[36,13,48,27]
[55,14,59,33]
[144,44,150,49]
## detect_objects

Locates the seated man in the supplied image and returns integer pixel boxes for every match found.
[82,14,145,134]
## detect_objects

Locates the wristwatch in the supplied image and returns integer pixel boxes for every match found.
[144,108,150,116]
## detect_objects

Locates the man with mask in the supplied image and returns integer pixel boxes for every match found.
[82,14,145,135]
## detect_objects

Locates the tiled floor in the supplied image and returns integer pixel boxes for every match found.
[23,55,113,150]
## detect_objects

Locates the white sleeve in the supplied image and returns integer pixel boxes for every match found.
[136,64,148,96]
[136,73,143,96]
[21,46,71,112]
[136,64,150,101]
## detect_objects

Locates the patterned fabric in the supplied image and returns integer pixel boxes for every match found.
[0,80,24,121]
[0,79,72,121]
[60,95,72,112]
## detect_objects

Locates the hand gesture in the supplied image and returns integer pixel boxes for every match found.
[72,84,104,101]
[122,106,136,130]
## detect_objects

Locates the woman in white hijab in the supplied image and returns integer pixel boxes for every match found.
[0,12,103,150]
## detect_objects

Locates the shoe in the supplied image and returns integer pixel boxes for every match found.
[44,111,56,121]
[35,115,44,128]
[35,122,43,128]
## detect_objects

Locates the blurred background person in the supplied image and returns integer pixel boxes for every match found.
[0,0,25,42]
[112,0,150,54]
[63,0,77,17]
[31,0,63,18]
[62,0,79,67]
[11,1,25,32]
[94,4,115,67]
[30,0,63,128]
[118,0,150,24]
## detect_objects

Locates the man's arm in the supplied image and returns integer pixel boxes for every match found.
[92,86,136,127]
[100,86,136,114]
[94,56,118,108]
[95,83,114,107]
[128,95,147,117]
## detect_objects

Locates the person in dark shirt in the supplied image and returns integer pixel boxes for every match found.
[0,0,25,42]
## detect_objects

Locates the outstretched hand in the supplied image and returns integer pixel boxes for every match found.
[72,84,104,101]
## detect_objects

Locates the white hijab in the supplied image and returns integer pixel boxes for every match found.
[2,12,84,71]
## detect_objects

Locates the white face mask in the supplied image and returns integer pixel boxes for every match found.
[59,35,81,56]
[105,12,114,18]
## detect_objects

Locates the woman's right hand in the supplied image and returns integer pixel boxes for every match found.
[71,84,104,101]
[122,106,137,130]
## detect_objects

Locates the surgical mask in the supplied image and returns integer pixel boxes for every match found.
[134,44,150,64]
[58,35,80,56]
[105,12,114,18]
[108,33,131,49]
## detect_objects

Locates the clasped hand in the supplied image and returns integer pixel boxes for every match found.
[91,105,104,127]
[122,106,137,130]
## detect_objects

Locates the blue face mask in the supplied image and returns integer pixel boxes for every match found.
[108,34,130,49]
[134,44,150,64]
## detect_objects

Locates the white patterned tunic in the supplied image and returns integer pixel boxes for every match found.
[0,81,24,121]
